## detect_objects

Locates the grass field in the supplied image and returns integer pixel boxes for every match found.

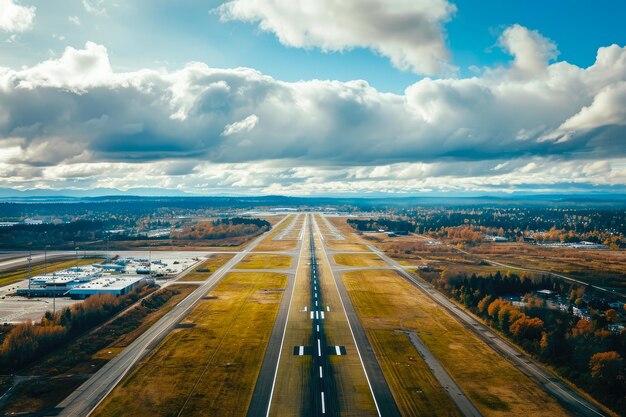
[342,270,571,417]
[333,253,387,267]
[178,254,234,281]
[93,272,287,417]
[237,253,292,269]
[326,242,369,252]
[468,242,626,292]
[254,215,299,251]
[0,258,102,287]
[0,284,196,415]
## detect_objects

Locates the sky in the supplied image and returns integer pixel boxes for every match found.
[0,0,625,196]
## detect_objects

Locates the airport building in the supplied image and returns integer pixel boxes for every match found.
[68,276,145,299]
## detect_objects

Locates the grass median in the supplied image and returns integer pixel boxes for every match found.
[93,271,287,417]
[333,253,387,267]
[178,254,234,281]
[342,269,571,417]
[237,253,292,269]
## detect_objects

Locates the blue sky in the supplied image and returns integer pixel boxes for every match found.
[0,0,625,195]
[3,0,625,92]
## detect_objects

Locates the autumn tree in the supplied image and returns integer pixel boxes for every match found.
[589,351,624,391]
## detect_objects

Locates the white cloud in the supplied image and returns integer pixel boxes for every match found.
[217,0,456,75]
[499,24,558,77]
[69,16,81,26]
[5,41,114,92]
[82,0,106,16]
[0,0,35,32]
[222,114,259,136]
[1,25,626,194]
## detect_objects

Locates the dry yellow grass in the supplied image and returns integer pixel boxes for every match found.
[178,254,234,281]
[342,270,571,417]
[0,258,102,287]
[254,239,298,252]
[93,272,287,417]
[333,253,387,267]
[254,214,299,251]
[326,242,369,252]
[237,254,292,269]
[368,329,463,417]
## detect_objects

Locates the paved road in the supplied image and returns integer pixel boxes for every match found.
[0,251,74,273]
[314,216,401,417]
[56,216,289,417]
[246,217,305,417]
[403,331,482,417]
[308,216,339,416]
[368,244,608,417]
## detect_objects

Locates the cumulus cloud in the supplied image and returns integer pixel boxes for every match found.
[0,0,35,32]
[222,114,259,136]
[68,16,81,26]
[216,0,456,75]
[499,24,558,77]
[1,25,626,194]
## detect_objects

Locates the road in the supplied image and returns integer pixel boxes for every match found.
[314,216,401,417]
[56,216,289,417]
[0,251,74,273]
[307,216,339,415]
[367,243,608,417]
[262,214,388,416]
[403,331,482,417]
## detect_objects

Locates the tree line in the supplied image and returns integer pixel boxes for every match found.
[0,284,151,371]
[172,217,270,240]
[432,270,625,414]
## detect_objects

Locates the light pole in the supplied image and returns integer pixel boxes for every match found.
[27,251,32,291]
[43,231,48,276]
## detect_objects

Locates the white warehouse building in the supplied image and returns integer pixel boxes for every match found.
[68,276,145,299]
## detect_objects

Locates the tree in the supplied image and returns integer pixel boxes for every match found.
[589,351,623,387]
[510,315,544,340]
[605,309,618,324]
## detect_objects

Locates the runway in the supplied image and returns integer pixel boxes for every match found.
[314,216,401,417]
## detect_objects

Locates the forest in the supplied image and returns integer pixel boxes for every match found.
[432,270,625,413]
[0,220,106,249]
[171,217,270,240]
